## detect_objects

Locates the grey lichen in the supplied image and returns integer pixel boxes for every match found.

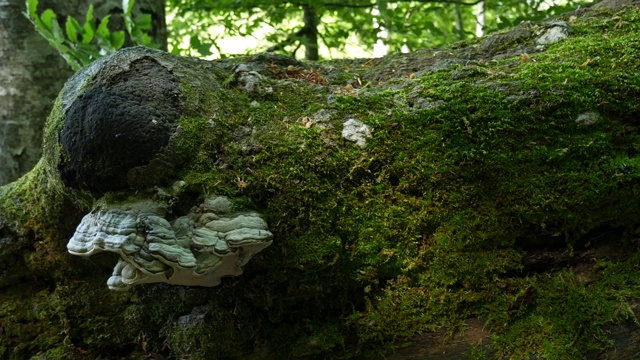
[536,21,572,45]
[342,118,372,148]
[301,108,337,129]
[67,196,273,290]
[233,63,274,96]
[576,111,600,126]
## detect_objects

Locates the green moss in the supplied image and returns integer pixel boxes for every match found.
[154,8,640,357]
[0,285,64,359]
[0,95,92,282]
[492,255,640,359]
[336,8,640,357]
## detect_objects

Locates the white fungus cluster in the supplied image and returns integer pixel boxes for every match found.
[67,196,273,290]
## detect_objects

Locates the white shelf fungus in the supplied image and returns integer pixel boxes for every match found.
[67,196,273,290]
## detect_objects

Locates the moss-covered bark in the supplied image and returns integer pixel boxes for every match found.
[1,2,640,359]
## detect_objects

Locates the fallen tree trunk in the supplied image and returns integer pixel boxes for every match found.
[1,1,640,359]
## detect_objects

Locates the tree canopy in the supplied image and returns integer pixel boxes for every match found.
[25,0,594,64]
[166,0,592,60]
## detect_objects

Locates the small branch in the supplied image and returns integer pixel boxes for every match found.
[317,26,333,58]
[265,28,304,54]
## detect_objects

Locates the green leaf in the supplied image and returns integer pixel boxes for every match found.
[34,27,55,43]
[65,17,81,42]
[122,0,135,34]
[77,43,101,58]
[81,6,95,44]
[376,0,388,23]
[26,0,38,19]
[146,41,161,49]
[190,36,212,57]
[133,13,152,30]
[60,51,83,71]
[96,15,116,53]
[81,22,94,44]
[141,33,152,46]
[46,38,67,53]
[97,15,111,39]
[111,31,125,50]
[24,12,45,30]
[124,0,135,16]
[50,16,64,42]
[69,48,93,66]
[85,4,93,23]
[131,32,149,46]
[40,9,56,30]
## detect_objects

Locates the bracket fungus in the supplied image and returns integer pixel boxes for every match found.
[67,196,273,290]
[50,48,273,290]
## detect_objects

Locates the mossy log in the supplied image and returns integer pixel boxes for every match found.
[2,2,640,359]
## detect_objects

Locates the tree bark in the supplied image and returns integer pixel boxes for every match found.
[266,4,320,60]
[0,0,73,185]
[0,2,639,359]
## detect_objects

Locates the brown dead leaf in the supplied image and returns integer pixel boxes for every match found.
[579,58,594,67]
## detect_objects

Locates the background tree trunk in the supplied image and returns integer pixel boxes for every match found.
[454,3,464,40]
[475,1,485,37]
[0,0,73,185]
[0,0,166,186]
[302,4,319,61]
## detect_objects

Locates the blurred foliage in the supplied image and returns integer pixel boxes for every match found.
[27,0,594,64]
[166,0,593,59]
[25,0,159,71]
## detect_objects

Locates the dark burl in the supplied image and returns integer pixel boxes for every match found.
[59,57,182,193]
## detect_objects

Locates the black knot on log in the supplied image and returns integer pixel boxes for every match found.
[59,57,182,193]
